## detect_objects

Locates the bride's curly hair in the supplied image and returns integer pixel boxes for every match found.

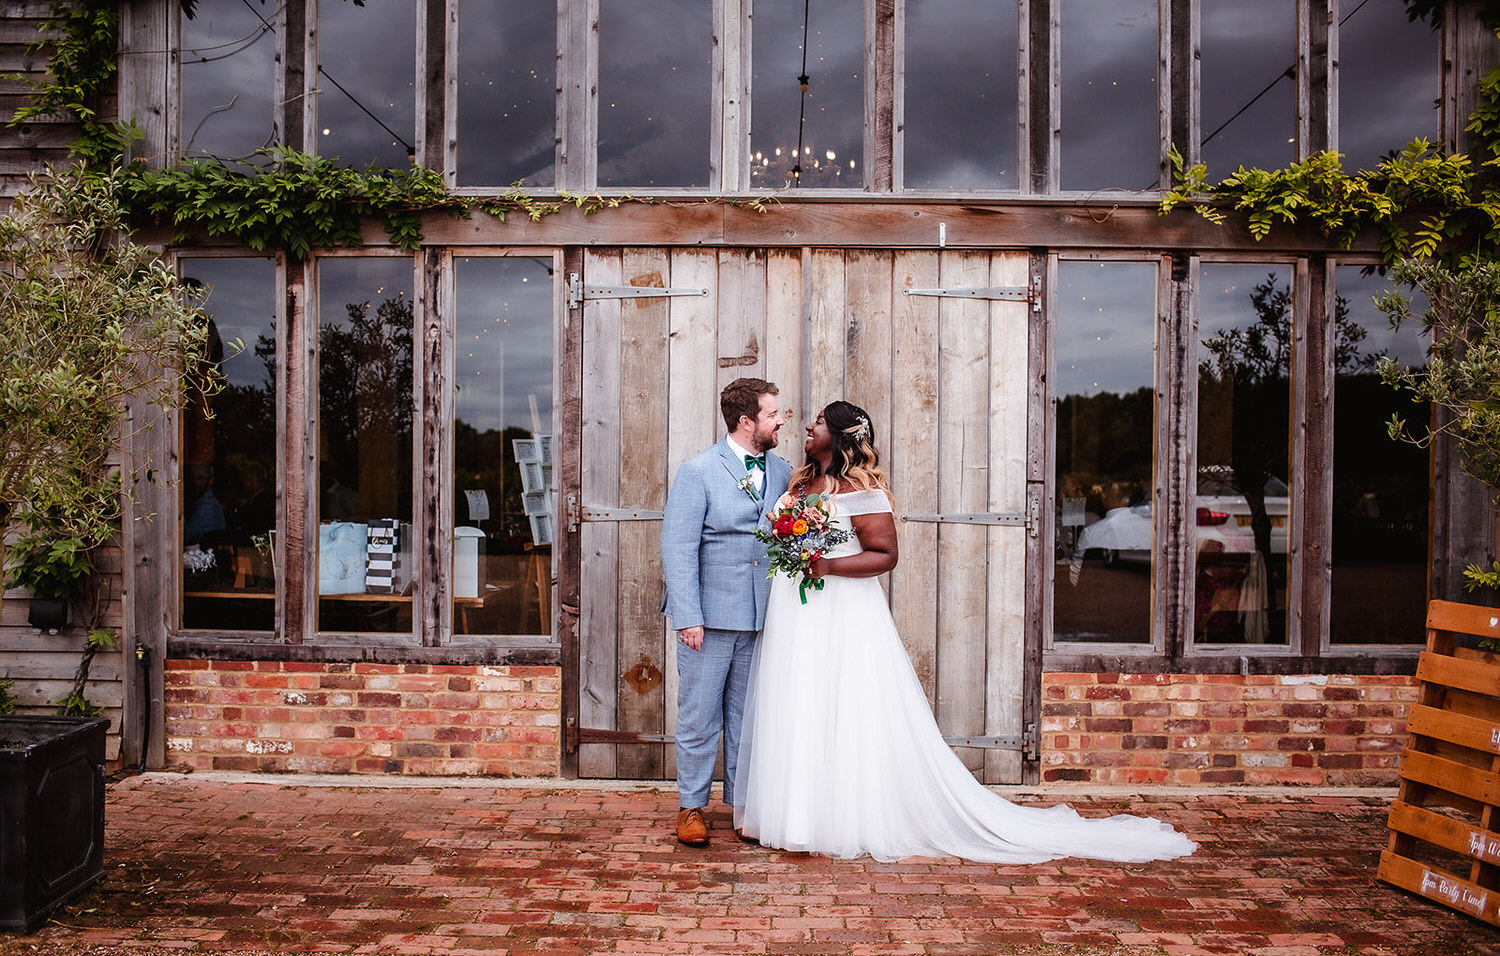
[791,400,893,501]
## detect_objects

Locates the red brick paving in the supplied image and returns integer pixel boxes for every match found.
[0,774,1496,955]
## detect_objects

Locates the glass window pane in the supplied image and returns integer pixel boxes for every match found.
[1060,0,1158,191]
[1200,1,1296,175]
[456,1,555,186]
[598,0,712,187]
[315,0,417,168]
[903,0,1018,190]
[179,1,277,160]
[180,257,277,631]
[452,258,555,636]
[1054,261,1158,644]
[1331,266,1428,645]
[749,0,863,189]
[1195,265,1293,645]
[1339,1,1439,172]
[317,258,415,634]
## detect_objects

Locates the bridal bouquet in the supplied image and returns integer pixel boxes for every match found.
[754,490,853,604]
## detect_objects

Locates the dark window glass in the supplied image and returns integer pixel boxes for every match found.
[452,257,555,636]
[315,0,416,168]
[1339,0,1439,172]
[1200,1,1296,175]
[317,258,415,634]
[749,0,863,189]
[1331,266,1428,645]
[1054,261,1158,644]
[1195,265,1293,646]
[180,257,277,631]
[903,0,1019,190]
[456,1,555,186]
[179,1,277,160]
[598,0,712,187]
[1060,0,1158,190]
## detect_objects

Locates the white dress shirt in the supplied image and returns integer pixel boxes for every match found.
[726,436,765,496]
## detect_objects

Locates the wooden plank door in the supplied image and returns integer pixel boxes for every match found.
[573,247,1035,785]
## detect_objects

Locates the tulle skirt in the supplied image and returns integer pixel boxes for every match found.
[733,572,1197,864]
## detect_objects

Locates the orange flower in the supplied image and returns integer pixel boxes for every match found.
[791,519,809,535]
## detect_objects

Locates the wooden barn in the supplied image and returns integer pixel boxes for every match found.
[2,0,1496,787]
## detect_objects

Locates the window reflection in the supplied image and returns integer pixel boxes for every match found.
[903,0,1018,190]
[1201,1,1295,176]
[180,258,277,631]
[317,258,415,634]
[1054,261,1157,644]
[750,0,863,189]
[1060,0,1158,190]
[179,1,277,160]
[599,0,712,187]
[315,0,416,168]
[1339,0,1439,172]
[452,258,555,637]
[1196,265,1293,645]
[457,1,555,186]
[1331,267,1428,645]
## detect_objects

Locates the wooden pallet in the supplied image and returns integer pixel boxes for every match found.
[1378,599,1500,925]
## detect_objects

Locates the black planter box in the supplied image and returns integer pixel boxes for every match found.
[0,717,107,932]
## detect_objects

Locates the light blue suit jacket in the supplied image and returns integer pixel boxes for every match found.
[660,437,792,632]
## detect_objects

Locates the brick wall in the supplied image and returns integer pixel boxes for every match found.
[164,660,560,776]
[1040,673,1419,786]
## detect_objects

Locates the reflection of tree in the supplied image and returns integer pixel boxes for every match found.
[320,298,414,519]
[1198,275,1376,635]
[454,421,535,544]
[1056,386,1154,518]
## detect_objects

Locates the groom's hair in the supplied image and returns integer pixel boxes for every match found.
[721,377,778,431]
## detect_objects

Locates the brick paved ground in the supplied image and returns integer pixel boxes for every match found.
[1,773,1496,956]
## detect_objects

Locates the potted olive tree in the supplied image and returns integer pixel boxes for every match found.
[0,164,216,929]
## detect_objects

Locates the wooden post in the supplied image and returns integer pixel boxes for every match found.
[558,248,585,778]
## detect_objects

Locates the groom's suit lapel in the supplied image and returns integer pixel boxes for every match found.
[715,438,764,515]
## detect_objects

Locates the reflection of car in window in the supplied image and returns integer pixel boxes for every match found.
[1070,471,1289,566]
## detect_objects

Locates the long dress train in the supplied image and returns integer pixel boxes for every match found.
[733,489,1196,864]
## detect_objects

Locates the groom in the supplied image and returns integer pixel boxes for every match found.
[660,377,790,846]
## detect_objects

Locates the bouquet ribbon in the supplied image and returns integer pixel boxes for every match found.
[799,574,825,605]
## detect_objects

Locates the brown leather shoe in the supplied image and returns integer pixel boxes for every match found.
[677,807,709,847]
[734,827,758,845]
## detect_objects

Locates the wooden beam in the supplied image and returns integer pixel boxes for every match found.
[1296,256,1333,656]
[557,246,584,778]
[1028,0,1054,193]
[418,248,448,646]
[287,260,312,643]
[279,0,305,151]
[418,0,445,172]
[1021,248,1047,784]
[869,0,895,192]
[118,1,167,166]
[1161,254,1196,657]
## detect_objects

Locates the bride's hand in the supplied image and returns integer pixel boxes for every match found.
[807,555,830,579]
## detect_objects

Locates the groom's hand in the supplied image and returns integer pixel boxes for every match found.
[678,626,704,651]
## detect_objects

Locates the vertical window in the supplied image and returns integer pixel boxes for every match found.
[456,1,556,186]
[316,258,415,634]
[903,0,1019,190]
[315,0,417,168]
[180,257,277,631]
[1054,261,1158,644]
[1200,1,1296,175]
[452,257,555,637]
[749,0,864,188]
[1331,266,1428,645]
[598,0,712,187]
[179,2,277,160]
[1060,0,1158,190]
[1195,265,1293,646]
[1339,1,1439,172]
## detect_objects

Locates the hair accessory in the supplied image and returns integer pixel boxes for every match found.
[850,415,871,440]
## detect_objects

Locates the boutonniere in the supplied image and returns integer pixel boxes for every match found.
[737,472,760,502]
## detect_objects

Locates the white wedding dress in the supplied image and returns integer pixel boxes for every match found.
[733,489,1197,864]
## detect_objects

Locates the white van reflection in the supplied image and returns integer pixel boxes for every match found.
[1070,473,1288,566]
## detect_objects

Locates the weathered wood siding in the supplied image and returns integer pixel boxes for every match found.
[576,247,1033,785]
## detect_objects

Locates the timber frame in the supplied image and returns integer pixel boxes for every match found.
[3,1,1496,775]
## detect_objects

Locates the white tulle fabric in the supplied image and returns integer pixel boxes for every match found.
[734,490,1197,864]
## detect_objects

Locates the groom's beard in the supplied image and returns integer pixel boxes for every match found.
[752,428,780,452]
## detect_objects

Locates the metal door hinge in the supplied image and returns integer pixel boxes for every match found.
[567,272,709,309]
[566,495,664,534]
[903,275,1043,312]
[903,511,1033,531]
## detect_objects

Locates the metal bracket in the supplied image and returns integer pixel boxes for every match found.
[581,506,665,522]
[903,512,1031,529]
[567,272,710,309]
[945,724,1039,759]
[903,286,1029,301]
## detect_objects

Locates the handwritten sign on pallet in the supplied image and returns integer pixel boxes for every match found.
[1378,599,1500,926]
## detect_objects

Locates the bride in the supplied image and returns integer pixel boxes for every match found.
[732,400,1196,864]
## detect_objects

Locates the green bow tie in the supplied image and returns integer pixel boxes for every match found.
[744,454,766,471]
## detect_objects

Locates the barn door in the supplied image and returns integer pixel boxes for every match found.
[569,247,1039,785]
